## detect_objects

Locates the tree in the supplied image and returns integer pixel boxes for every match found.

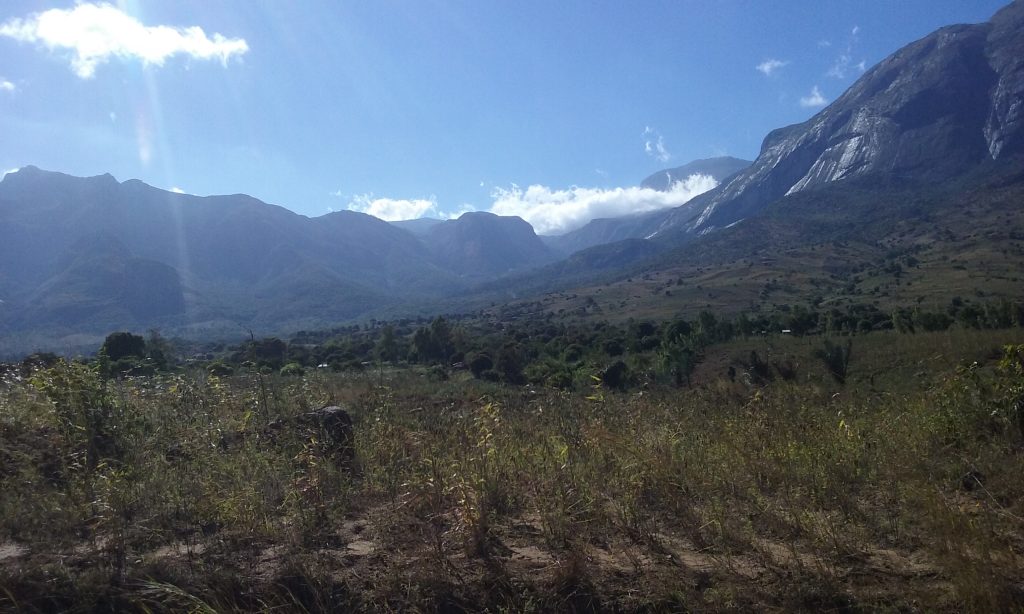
[663,319,692,344]
[695,311,719,345]
[496,343,525,384]
[429,317,454,362]
[146,329,172,370]
[787,305,817,336]
[660,342,697,387]
[376,324,399,363]
[410,317,455,364]
[661,324,698,387]
[410,327,434,363]
[601,360,631,390]
[101,332,146,361]
[891,309,915,334]
[246,337,288,369]
[736,312,755,338]
[467,352,494,378]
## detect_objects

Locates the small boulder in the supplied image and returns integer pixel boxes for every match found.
[305,405,354,461]
[960,469,985,492]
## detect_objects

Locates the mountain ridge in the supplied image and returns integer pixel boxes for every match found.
[3,3,1024,354]
[650,1,1024,240]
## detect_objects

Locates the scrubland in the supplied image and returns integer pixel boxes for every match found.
[2,329,1024,612]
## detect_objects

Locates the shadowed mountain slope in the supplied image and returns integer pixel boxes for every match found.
[422,211,556,278]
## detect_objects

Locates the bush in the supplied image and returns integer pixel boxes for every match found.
[280,362,306,377]
[815,339,853,384]
[601,360,630,390]
[207,361,234,376]
[467,352,494,378]
[101,332,146,361]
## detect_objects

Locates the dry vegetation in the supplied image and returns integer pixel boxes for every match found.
[2,330,1024,612]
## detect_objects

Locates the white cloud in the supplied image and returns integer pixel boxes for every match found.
[489,174,718,236]
[329,189,344,198]
[826,25,863,79]
[347,194,437,221]
[0,3,248,79]
[826,56,851,79]
[441,205,475,220]
[169,186,185,194]
[0,79,15,92]
[800,85,828,108]
[2,167,21,179]
[643,126,671,163]
[756,58,788,76]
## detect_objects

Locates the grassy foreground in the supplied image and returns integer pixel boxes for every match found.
[2,330,1024,612]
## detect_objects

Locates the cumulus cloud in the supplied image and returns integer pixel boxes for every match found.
[0,79,15,92]
[0,2,248,78]
[489,174,719,236]
[643,126,671,163]
[347,194,437,221]
[800,85,828,108]
[756,58,788,76]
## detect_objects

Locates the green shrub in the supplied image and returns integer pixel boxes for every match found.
[280,362,305,376]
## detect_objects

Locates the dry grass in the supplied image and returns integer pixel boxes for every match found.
[1,335,1024,612]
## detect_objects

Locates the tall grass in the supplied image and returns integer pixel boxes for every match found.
[1,340,1023,611]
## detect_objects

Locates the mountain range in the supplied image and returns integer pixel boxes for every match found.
[2,0,1023,355]
[0,170,556,349]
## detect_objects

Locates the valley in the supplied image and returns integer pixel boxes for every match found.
[2,1,1024,612]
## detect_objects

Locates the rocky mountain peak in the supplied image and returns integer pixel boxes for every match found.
[656,1,1024,237]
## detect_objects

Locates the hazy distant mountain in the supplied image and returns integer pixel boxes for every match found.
[652,0,1024,239]
[390,218,444,236]
[422,211,556,278]
[16,235,186,331]
[0,167,460,343]
[0,168,565,349]
[540,210,667,256]
[640,156,751,192]
[543,156,750,256]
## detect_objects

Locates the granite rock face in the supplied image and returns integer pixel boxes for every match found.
[655,1,1024,238]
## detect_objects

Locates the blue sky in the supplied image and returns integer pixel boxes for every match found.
[0,1,1008,234]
